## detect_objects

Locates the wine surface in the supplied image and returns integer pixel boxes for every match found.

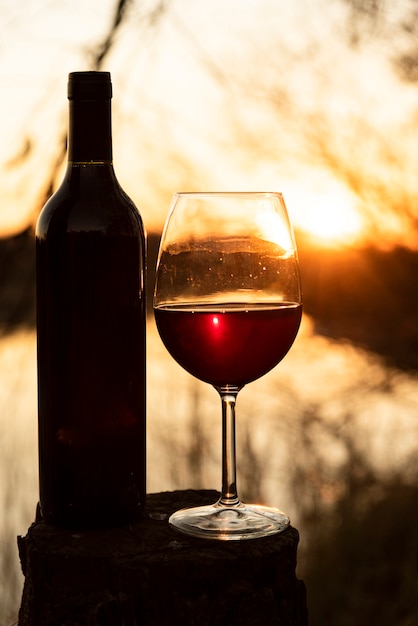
[154,302,302,388]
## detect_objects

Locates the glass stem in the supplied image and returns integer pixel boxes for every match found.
[217,387,241,507]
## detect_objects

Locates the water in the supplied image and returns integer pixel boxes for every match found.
[1,316,418,624]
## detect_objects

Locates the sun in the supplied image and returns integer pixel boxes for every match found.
[252,187,364,251]
[290,185,364,247]
[301,199,363,244]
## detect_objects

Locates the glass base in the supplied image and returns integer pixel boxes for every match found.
[169,500,290,540]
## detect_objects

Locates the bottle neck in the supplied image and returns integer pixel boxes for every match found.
[68,98,112,163]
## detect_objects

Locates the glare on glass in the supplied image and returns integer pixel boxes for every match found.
[154,192,302,540]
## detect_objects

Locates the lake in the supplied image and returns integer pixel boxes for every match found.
[1,315,418,624]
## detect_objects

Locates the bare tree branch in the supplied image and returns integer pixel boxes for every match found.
[91,0,133,69]
[33,0,167,224]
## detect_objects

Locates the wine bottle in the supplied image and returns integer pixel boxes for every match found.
[36,71,146,527]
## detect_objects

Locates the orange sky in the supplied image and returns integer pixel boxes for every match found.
[1,0,417,248]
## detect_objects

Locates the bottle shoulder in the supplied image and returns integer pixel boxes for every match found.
[36,164,144,241]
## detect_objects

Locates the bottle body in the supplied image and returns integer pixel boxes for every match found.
[36,73,146,527]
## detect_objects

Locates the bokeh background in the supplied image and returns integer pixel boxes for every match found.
[1,0,418,623]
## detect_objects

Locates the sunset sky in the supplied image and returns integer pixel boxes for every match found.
[1,0,418,247]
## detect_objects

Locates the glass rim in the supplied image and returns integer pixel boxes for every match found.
[173,191,284,199]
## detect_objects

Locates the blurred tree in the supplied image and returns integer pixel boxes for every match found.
[249,0,418,246]
[343,0,418,82]
[37,0,168,209]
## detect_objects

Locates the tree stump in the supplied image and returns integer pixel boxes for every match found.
[17,490,308,625]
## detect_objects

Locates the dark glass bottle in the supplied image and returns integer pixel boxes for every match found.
[36,71,146,527]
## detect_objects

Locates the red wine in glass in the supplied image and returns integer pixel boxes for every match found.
[155,302,302,388]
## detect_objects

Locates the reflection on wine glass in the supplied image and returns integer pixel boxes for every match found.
[154,192,302,540]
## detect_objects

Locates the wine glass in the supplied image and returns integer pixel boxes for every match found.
[154,192,302,540]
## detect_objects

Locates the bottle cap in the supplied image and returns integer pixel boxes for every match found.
[68,71,112,100]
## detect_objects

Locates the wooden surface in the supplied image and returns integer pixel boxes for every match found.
[17,490,308,625]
